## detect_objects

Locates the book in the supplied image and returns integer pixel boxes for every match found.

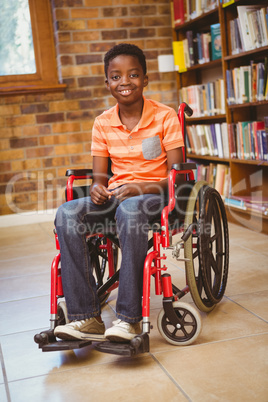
[237,5,268,52]
[183,38,191,68]
[186,30,195,66]
[221,123,230,158]
[210,23,222,60]
[261,130,268,160]
[210,124,218,156]
[172,41,187,72]
[257,62,265,101]
[196,125,208,155]
[173,0,185,26]
[237,6,255,51]
[225,197,247,210]
[215,123,224,158]
[226,69,235,104]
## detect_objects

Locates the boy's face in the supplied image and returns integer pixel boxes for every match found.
[105,54,148,106]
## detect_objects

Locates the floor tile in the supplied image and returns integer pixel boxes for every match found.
[0,253,53,278]
[229,290,268,322]
[0,349,4,384]
[0,272,50,303]
[154,333,268,402]
[0,296,50,336]
[143,296,268,355]
[0,385,8,402]
[226,244,268,296]
[8,354,188,402]
[0,220,267,402]
[0,242,56,261]
[0,224,53,248]
[228,223,268,256]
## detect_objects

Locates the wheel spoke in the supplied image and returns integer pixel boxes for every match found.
[209,248,220,275]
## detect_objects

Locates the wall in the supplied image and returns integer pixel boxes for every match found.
[0,0,177,216]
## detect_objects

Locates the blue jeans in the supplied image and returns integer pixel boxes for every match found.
[54,193,166,323]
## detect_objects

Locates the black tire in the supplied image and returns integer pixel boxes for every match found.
[184,181,216,312]
[199,187,229,304]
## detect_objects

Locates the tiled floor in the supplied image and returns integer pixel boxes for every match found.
[0,221,267,402]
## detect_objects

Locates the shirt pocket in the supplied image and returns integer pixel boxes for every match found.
[142,135,162,160]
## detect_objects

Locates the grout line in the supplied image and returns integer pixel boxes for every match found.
[0,294,50,306]
[224,295,268,324]
[0,343,11,402]
[152,332,268,356]
[229,242,268,257]
[150,353,192,401]
[0,272,50,281]
[0,251,55,263]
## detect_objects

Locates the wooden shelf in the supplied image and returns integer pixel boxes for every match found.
[230,159,268,167]
[186,114,226,123]
[187,154,230,163]
[173,0,268,233]
[227,100,268,110]
[186,59,222,72]
[224,46,268,61]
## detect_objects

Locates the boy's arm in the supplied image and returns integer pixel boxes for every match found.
[111,147,184,201]
[90,156,111,205]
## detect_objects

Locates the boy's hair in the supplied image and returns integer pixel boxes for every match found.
[104,43,147,78]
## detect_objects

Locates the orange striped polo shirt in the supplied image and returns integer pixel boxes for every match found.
[91,97,184,190]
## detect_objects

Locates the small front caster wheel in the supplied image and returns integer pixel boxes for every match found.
[157,301,202,346]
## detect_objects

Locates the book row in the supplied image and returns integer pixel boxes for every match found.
[228,119,268,161]
[229,5,268,55]
[190,162,231,198]
[172,23,221,71]
[178,79,225,117]
[190,162,268,215]
[224,195,268,216]
[186,123,229,158]
[226,59,268,105]
[186,118,268,162]
[172,0,218,27]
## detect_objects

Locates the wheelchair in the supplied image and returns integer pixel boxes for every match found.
[34,103,229,356]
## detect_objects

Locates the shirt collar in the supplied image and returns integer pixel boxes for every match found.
[110,97,155,130]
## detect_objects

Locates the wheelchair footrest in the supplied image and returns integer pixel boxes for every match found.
[94,333,150,356]
[40,339,92,352]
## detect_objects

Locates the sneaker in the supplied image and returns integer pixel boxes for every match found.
[54,318,105,341]
[105,319,141,342]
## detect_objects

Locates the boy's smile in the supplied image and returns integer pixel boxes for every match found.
[105,54,148,107]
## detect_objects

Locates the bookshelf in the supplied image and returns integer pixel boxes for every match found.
[172,0,268,233]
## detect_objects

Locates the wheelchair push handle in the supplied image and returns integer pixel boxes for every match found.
[179,102,193,117]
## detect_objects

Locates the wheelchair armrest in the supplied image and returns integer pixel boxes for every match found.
[66,169,93,177]
[171,162,196,171]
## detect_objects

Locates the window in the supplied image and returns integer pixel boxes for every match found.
[0,0,65,95]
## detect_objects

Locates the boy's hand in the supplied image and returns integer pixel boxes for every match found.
[90,183,111,205]
[110,183,144,202]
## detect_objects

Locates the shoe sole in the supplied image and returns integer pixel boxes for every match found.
[105,333,139,343]
[55,331,106,342]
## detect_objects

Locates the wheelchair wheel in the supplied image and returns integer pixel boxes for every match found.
[157,301,202,346]
[184,181,216,313]
[199,187,229,305]
[88,236,119,305]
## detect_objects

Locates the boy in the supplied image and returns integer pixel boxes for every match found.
[54,43,184,343]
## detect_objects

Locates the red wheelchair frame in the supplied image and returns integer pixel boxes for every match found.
[35,103,229,356]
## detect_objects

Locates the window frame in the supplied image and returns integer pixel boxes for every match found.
[0,0,66,95]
